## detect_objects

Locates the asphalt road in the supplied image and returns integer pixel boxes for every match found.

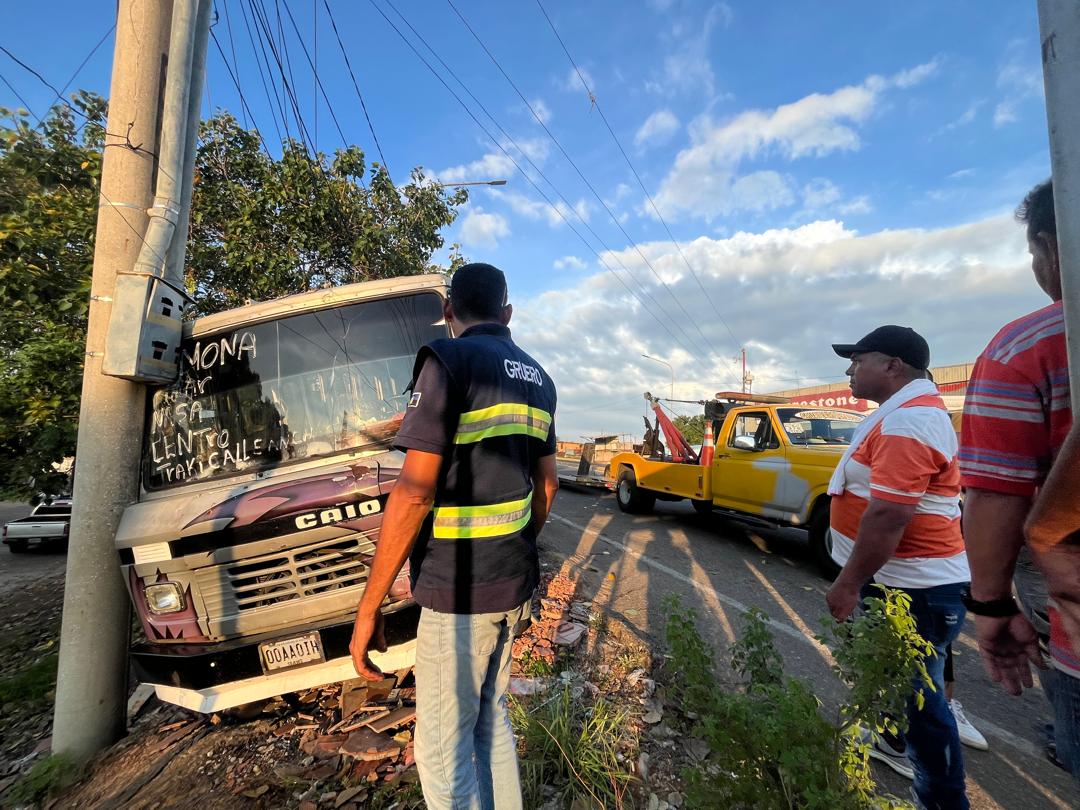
[541,484,1077,810]
[0,501,67,595]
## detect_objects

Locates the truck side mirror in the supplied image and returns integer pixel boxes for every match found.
[732,435,757,452]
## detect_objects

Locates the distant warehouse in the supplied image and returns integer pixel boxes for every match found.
[765,362,974,413]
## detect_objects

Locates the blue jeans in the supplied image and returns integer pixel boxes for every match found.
[1050,668,1080,786]
[414,600,531,810]
[862,582,969,810]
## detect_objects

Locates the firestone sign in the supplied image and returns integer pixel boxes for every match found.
[787,389,868,412]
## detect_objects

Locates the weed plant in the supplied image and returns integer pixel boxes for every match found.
[7,754,79,807]
[665,589,933,809]
[511,684,635,809]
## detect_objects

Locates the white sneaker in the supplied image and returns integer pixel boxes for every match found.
[949,700,988,751]
[857,727,915,780]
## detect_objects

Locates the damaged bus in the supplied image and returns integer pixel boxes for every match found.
[116,275,448,712]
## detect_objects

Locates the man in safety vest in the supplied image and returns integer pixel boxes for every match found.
[350,262,559,810]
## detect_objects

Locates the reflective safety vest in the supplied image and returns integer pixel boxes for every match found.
[407,323,557,613]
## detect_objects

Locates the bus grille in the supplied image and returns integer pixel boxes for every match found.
[224,533,376,611]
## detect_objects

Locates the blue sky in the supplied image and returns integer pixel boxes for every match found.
[2,1,1056,438]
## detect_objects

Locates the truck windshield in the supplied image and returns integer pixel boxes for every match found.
[776,408,863,445]
[144,291,446,489]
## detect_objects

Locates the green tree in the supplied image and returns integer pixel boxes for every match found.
[188,113,467,315]
[673,413,705,445]
[0,95,468,498]
[0,93,106,497]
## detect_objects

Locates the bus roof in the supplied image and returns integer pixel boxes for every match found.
[187,273,448,339]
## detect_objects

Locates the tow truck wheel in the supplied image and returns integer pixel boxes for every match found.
[809,503,840,580]
[692,499,713,515]
[616,469,654,514]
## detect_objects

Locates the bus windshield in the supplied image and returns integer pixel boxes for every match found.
[776,407,864,446]
[144,291,446,489]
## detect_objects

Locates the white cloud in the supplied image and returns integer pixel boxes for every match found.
[634,109,680,148]
[799,179,872,217]
[459,208,509,249]
[993,102,1019,127]
[554,255,587,270]
[802,179,842,209]
[512,212,1039,439]
[498,191,591,228]
[653,62,936,220]
[645,4,733,98]
[994,40,1044,128]
[528,98,552,125]
[947,168,976,180]
[562,66,595,94]
[893,58,941,88]
[438,152,516,185]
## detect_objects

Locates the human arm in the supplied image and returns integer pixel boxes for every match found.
[962,487,1044,695]
[827,498,916,620]
[1026,425,1080,650]
[349,448,442,679]
[530,454,559,537]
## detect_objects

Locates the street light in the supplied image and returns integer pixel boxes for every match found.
[642,354,674,400]
[436,179,508,188]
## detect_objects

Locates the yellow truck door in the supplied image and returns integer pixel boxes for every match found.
[712,409,789,517]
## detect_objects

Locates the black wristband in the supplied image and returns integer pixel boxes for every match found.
[961,587,1021,618]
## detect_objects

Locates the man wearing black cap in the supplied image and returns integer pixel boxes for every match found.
[349,263,559,810]
[826,325,970,810]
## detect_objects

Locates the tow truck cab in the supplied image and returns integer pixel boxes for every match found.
[116,275,448,712]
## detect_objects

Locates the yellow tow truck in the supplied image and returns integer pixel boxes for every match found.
[609,392,864,576]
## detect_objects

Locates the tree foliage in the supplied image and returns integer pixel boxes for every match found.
[673,413,705,445]
[0,95,467,498]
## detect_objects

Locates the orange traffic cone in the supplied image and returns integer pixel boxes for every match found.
[700,418,714,467]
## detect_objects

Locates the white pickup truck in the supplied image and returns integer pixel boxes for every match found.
[2,499,72,553]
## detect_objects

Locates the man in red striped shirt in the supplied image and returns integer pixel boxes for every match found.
[826,325,970,809]
[960,179,1078,783]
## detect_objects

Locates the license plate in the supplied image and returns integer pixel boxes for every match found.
[259,631,325,673]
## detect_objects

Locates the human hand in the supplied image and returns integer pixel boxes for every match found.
[349,611,387,681]
[974,613,1045,696]
[826,579,860,622]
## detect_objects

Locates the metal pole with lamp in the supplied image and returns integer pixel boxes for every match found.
[642,354,674,399]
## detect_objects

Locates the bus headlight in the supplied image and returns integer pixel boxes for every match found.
[145,582,185,614]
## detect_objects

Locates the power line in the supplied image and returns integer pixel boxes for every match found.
[237,0,290,144]
[535,0,746,373]
[247,0,316,154]
[221,0,250,128]
[445,0,721,365]
[367,0,708,368]
[209,28,275,156]
[278,0,352,151]
[0,71,35,116]
[322,0,389,169]
[378,0,720,375]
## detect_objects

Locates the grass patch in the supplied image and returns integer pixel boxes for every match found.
[518,649,555,678]
[369,779,424,809]
[511,685,635,809]
[0,652,58,706]
[7,754,79,806]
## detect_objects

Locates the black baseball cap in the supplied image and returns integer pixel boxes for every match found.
[832,325,930,371]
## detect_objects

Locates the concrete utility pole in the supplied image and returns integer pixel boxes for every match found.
[51,0,174,761]
[1037,0,1080,413]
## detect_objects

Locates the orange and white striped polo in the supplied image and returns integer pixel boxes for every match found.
[830,393,969,588]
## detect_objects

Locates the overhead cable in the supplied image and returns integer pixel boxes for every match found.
[379,0,716,369]
[322,0,390,169]
[534,0,746,371]
[367,0,709,367]
[445,0,722,365]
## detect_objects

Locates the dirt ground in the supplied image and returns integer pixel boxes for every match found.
[1,554,672,809]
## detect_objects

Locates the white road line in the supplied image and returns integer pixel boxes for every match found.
[547,511,1043,761]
